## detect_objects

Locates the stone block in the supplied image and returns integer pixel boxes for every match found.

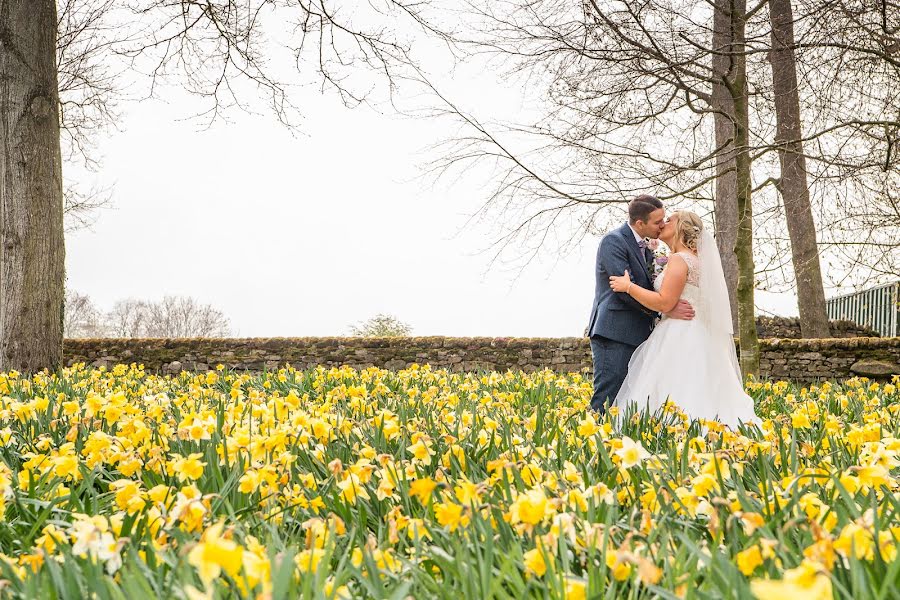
[850,360,899,377]
[164,360,182,373]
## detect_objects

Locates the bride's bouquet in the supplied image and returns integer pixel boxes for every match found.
[650,240,668,282]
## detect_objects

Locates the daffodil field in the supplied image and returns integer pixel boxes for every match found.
[0,364,897,599]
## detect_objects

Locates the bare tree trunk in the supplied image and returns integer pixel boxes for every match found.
[768,0,831,339]
[728,0,760,376]
[0,0,65,372]
[712,0,758,375]
[711,0,740,333]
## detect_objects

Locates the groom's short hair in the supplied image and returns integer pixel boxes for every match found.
[628,195,664,224]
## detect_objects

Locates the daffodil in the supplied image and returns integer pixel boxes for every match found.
[408,477,438,504]
[750,560,833,600]
[188,521,244,585]
[523,546,547,577]
[614,436,651,469]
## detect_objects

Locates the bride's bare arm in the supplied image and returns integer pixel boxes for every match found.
[608,255,688,313]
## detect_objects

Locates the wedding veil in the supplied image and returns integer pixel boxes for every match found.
[697,229,734,337]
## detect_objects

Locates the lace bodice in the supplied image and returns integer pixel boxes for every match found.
[655,251,701,310]
[675,251,700,286]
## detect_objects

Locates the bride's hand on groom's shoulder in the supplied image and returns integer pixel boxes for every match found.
[609,270,632,293]
[665,300,695,320]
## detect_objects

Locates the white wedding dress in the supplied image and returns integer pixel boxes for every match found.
[613,233,760,429]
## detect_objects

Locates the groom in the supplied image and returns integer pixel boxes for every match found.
[586,195,694,413]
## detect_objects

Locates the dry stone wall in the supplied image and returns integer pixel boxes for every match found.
[62,336,900,382]
[755,317,878,339]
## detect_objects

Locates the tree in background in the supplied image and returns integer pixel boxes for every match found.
[57,0,118,230]
[427,0,766,372]
[767,0,830,338]
[64,291,230,338]
[0,0,66,373]
[350,314,413,337]
[2,0,443,371]
[143,296,230,338]
[424,0,898,372]
[63,289,104,338]
[789,0,900,290]
[5,0,895,373]
[104,299,149,339]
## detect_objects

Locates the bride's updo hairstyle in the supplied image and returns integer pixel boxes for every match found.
[673,210,704,251]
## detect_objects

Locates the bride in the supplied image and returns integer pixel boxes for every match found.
[608,210,760,429]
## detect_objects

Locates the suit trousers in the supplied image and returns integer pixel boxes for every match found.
[590,335,638,413]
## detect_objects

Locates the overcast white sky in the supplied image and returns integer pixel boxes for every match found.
[64,36,799,338]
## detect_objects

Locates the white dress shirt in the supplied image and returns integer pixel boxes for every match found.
[628,224,645,245]
[628,224,648,266]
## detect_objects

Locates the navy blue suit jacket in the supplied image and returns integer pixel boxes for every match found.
[586,222,657,347]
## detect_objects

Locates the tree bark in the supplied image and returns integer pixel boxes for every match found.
[0,0,65,372]
[711,0,740,333]
[768,0,831,339]
[712,0,758,376]
[728,0,760,376]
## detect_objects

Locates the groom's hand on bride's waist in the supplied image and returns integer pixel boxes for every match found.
[665,300,695,320]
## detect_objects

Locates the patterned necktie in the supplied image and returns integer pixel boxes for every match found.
[637,239,648,266]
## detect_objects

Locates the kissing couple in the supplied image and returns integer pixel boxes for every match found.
[586,195,759,429]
